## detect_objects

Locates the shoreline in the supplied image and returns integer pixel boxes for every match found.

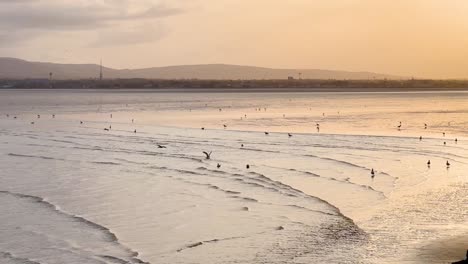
[3,87,468,93]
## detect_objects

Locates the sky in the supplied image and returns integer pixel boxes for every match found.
[1,0,468,78]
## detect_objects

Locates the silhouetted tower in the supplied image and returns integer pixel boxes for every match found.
[99,59,103,81]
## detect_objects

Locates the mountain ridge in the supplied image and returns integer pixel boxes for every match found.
[0,57,402,80]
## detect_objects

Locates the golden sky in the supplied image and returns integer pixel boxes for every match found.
[1,0,468,78]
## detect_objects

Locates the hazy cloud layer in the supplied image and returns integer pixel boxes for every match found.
[0,0,183,45]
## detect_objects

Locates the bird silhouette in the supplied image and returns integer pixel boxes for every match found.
[217,163,221,169]
[264,132,269,135]
[157,145,166,149]
[246,164,250,169]
[203,151,212,160]
[288,133,292,137]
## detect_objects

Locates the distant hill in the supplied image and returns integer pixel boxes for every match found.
[0,57,401,80]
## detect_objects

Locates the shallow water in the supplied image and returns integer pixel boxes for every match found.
[0,89,467,263]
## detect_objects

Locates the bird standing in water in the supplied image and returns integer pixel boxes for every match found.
[371,168,375,178]
[246,164,250,169]
[217,163,221,169]
[446,161,450,168]
[427,160,431,167]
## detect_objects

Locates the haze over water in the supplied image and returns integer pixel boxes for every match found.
[0,89,467,263]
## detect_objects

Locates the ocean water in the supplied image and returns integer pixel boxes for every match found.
[0,89,467,264]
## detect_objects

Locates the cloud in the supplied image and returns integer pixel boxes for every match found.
[0,0,184,46]
[91,23,168,47]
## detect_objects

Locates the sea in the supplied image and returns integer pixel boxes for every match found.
[0,89,467,264]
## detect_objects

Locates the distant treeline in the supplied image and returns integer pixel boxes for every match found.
[1,78,468,91]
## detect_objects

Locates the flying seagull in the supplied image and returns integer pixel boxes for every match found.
[203,151,212,160]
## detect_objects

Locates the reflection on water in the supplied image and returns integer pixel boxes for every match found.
[0,90,466,263]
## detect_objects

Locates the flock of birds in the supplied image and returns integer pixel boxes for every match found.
[4,108,459,178]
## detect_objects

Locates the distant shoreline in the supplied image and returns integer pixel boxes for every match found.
[2,78,468,92]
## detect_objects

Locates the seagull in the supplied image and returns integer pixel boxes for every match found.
[446,160,450,168]
[157,145,166,149]
[288,133,292,137]
[217,163,221,169]
[203,151,212,160]
[246,164,250,169]
[371,168,375,178]
[427,160,431,167]
[264,132,269,135]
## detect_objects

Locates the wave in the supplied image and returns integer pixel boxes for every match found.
[0,252,42,264]
[8,153,65,161]
[91,161,121,166]
[265,165,387,198]
[176,236,246,253]
[0,190,148,264]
